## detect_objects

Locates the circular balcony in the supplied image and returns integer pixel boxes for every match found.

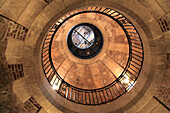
[41,7,144,105]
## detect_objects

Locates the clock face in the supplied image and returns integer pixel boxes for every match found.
[71,25,95,49]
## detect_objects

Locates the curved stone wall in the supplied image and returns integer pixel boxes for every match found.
[0,0,169,113]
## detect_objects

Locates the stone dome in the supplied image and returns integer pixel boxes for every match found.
[0,0,169,113]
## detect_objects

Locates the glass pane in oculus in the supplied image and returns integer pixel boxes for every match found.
[72,25,95,49]
[67,23,103,59]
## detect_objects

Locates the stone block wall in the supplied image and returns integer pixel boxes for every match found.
[24,96,42,113]
[0,10,43,113]
[158,17,170,32]
[0,14,27,83]
[0,16,12,85]
[153,53,170,110]
[8,64,24,81]
[161,54,170,87]
[155,86,170,109]
[0,15,28,41]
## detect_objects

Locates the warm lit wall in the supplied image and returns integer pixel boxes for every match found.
[0,0,169,113]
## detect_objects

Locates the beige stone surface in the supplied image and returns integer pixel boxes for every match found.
[25,0,66,48]
[46,106,63,113]
[12,78,30,102]
[17,0,47,28]
[36,95,53,111]
[83,0,103,7]
[148,19,164,40]
[0,0,31,21]
[64,0,83,9]
[5,38,24,64]
[139,98,159,113]
[151,104,169,113]
[137,0,166,18]
[117,0,140,12]
[131,86,158,112]
[0,0,5,8]
[156,0,170,14]
[164,31,170,53]
[39,109,48,113]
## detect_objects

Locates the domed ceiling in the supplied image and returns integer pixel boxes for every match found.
[41,7,144,105]
[51,12,129,89]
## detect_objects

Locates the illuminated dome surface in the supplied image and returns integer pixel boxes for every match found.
[42,7,144,105]
[51,12,129,89]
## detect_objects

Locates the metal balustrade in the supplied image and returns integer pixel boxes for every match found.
[41,7,144,105]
